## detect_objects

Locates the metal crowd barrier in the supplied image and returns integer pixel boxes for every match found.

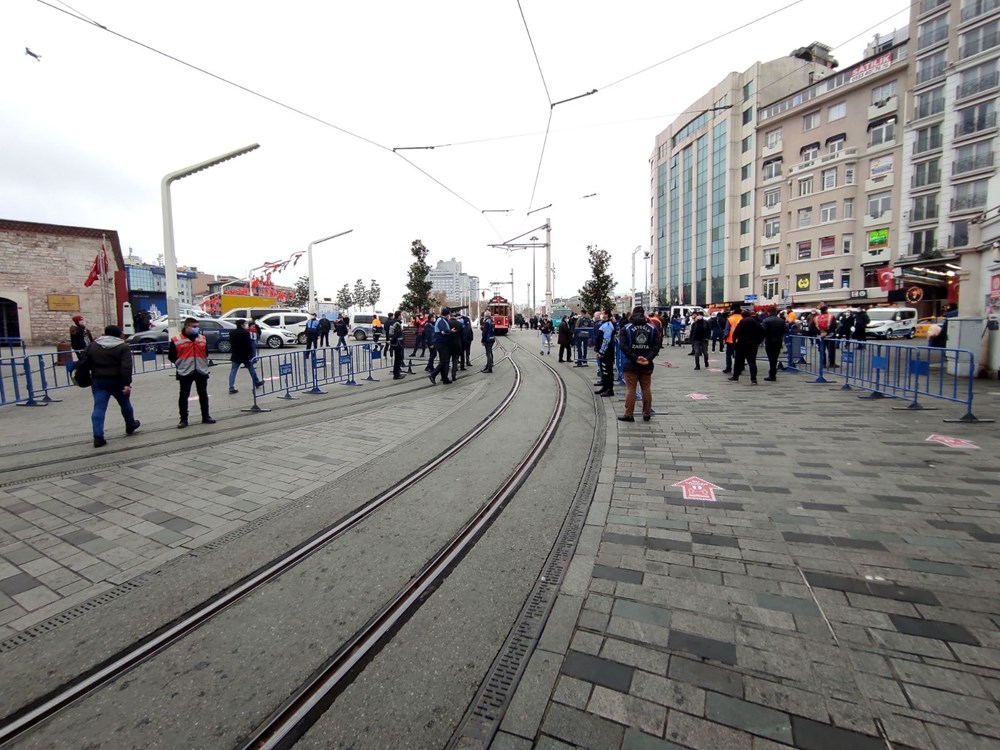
[784,335,991,423]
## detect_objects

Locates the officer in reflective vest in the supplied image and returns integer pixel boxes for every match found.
[722,305,743,374]
[168,317,215,429]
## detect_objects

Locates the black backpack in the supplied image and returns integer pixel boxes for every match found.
[70,354,92,388]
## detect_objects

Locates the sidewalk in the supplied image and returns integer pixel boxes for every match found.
[498,353,1000,750]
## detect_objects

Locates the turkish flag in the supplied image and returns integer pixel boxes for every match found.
[877,266,896,292]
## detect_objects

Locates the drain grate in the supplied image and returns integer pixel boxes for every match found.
[447,390,605,746]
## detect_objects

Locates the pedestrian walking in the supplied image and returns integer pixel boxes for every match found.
[247,318,260,358]
[429,307,453,385]
[617,306,661,422]
[411,315,427,358]
[689,311,710,369]
[168,317,215,428]
[730,310,764,384]
[334,315,349,349]
[557,315,573,362]
[228,319,263,394]
[574,311,592,364]
[69,314,94,360]
[669,314,683,347]
[592,311,605,386]
[722,305,742,373]
[538,315,553,355]
[710,312,725,352]
[481,310,496,372]
[595,309,616,397]
[761,306,785,381]
[86,324,139,448]
[318,315,331,347]
[389,311,405,379]
[814,305,837,368]
[461,314,474,369]
[448,311,464,380]
[853,305,869,344]
[371,315,384,354]
[304,312,320,351]
[423,313,437,370]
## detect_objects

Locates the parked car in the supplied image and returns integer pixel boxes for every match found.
[866,306,917,339]
[915,316,943,337]
[220,306,308,322]
[148,308,213,332]
[255,312,312,344]
[257,322,298,349]
[128,318,237,353]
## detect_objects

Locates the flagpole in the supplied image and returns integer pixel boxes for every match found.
[100,235,110,329]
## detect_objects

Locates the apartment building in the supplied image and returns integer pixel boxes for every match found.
[897,0,1000,316]
[649,45,837,308]
[428,258,479,304]
[753,35,909,308]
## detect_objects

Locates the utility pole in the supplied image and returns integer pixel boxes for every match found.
[545,218,553,314]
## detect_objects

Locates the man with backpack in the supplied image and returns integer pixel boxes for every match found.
[85,324,139,448]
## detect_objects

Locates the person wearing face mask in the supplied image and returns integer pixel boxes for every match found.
[168,317,215,428]
[304,312,320,351]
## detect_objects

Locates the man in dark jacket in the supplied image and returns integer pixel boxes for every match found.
[853,306,870,343]
[557,316,574,362]
[730,311,765,384]
[70,315,94,359]
[422,314,437,371]
[617,307,662,422]
[481,310,496,373]
[228,319,262,394]
[318,315,331,347]
[389,311,405,379]
[689,311,710,370]
[461,314,474,369]
[761,306,786,381]
[448,312,464,381]
[429,307,453,385]
[333,315,349,349]
[304,312,320,351]
[86,325,139,447]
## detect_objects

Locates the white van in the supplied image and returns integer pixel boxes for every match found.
[866,307,917,339]
[351,313,390,340]
[256,311,312,344]
[221,306,307,322]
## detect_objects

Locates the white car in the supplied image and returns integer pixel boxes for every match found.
[148,309,213,332]
[256,323,298,349]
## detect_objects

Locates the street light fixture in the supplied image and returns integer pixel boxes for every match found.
[161,143,259,332]
[308,230,353,313]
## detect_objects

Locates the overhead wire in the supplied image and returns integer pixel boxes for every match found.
[516,0,556,216]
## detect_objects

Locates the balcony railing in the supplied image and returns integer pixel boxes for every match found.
[962,0,1000,22]
[914,133,944,154]
[911,206,939,222]
[915,100,946,119]
[953,152,995,174]
[960,31,1000,60]
[951,194,988,211]
[917,62,948,85]
[955,112,998,137]
[922,0,949,12]
[911,171,941,188]
[957,71,1000,99]
[918,27,950,50]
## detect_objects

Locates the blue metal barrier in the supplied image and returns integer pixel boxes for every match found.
[1,355,29,406]
[785,335,992,422]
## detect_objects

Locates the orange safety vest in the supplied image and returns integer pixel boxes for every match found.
[171,334,209,377]
[725,314,742,344]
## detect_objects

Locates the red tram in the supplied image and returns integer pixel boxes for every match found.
[486,295,511,335]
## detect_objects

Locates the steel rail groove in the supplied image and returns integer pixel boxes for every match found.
[240,345,567,750]
[0,344,522,745]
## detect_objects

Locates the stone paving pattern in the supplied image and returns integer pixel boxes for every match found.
[0,383,483,638]
[497,356,1000,750]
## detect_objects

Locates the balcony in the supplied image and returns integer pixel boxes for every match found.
[915,101,946,120]
[761,232,781,247]
[913,133,944,155]
[788,159,817,177]
[921,0,949,13]
[957,71,1000,99]
[960,32,1000,60]
[918,27,950,51]
[951,195,988,212]
[761,169,783,185]
[955,112,998,138]
[761,201,781,216]
[961,0,1000,23]
[864,209,893,227]
[867,97,898,120]
[818,147,858,166]
[866,173,895,192]
[911,172,941,189]
[762,141,783,158]
[916,62,948,86]
[760,263,780,277]
[953,152,996,175]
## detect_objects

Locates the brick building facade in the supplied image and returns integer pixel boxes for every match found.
[0,219,126,346]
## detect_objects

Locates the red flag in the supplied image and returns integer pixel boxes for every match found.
[877,266,896,292]
[83,254,100,286]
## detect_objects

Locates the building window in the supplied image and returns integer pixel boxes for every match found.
[840,268,852,288]
[918,15,949,50]
[799,176,814,197]
[740,219,751,235]
[868,192,891,218]
[798,207,813,228]
[958,59,999,99]
[763,277,779,298]
[818,270,835,290]
[828,137,845,154]
[739,273,750,288]
[956,100,997,136]
[952,178,989,211]
[844,198,854,219]
[741,163,752,180]
[803,111,821,131]
[955,140,995,174]
[911,228,936,255]
[764,188,781,208]
[743,80,754,101]
[915,87,945,119]
[740,246,750,261]
[870,154,893,177]
[801,143,820,161]
[742,107,754,125]
[822,168,837,189]
[765,250,780,267]
[916,50,947,84]
[871,80,898,105]
[843,234,853,253]
[913,158,941,187]
[845,165,855,184]
[960,19,1000,59]
[962,0,1000,22]
[820,236,836,256]
[864,265,888,288]
[953,220,971,246]
[764,218,780,238]
[820,202,837,223]
[742,135,753,153]
[797,241,812,260]
[912,193,939,222]
[914,123,943,153]
[763,158,782,180]
[741,191,751,208]
[869,117,896,146]
[764,127,783,149]
[828,102,847,121]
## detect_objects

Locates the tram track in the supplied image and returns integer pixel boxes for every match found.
[0,341,563,748]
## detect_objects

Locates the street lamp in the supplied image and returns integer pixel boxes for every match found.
[308,230,353,313]
[630,245,644,308]
[161,143,259,332]
[529,236,538,313]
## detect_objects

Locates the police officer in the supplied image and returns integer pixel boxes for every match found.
[429,307,453,385]
[618,306,662,422]
[481,310,496,373]
[595,308,616,397]
[168,317,215,428]
[389,311,405,379]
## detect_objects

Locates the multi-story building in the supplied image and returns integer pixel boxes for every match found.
[896,0,1000,317]
[650,44,838,308]
[429,258,479,305]
[753,32,909,308]
[125,262,198,319]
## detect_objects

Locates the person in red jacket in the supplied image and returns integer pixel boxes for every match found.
[168,317,215,428]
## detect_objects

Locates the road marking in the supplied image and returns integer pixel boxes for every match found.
[926,434,979,450]
[672,476,722,501]
[686,393,709,400]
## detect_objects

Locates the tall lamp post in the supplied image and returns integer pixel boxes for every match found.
[162,143,259,333]
[529,236,538,313]
[630,245,644,308]
[308,230,353,313]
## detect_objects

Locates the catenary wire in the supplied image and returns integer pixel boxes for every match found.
[517,0,552,106]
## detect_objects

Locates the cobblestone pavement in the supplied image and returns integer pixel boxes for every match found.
[498,355,1000,750]
[0,381,485,639]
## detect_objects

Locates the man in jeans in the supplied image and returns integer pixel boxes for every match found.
[617,307,662,422]
[688,310,710,370]
[86,325,139,447]
[228,319,262,394]
[389,311,405,379]
[480,310,496,373]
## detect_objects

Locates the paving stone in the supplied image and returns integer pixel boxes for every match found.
[612,599,671,629]
[889,614,981,646]
[705,692,793,744]
[690,532,740,548]
[668,656,742,697]
[601,638,670,675]
[540,703,624,750]
[905,559,971,577]
[754,592,820,618]
[552,675,591,709]
[587,685,667,736]
[0,572,41,596]
[665,710,753,750]
[631,671,706,715]
[925,724,1000,750]
[622,728,688,750]
[560,650,634,693]
[904,684,1000,725]
[789,716,883,750]
[593,564,644,585]
[668,630,737,665]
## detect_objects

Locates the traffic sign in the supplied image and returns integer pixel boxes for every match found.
[672,476,723,502]
[744,294,758,303]
[926,434,979,450]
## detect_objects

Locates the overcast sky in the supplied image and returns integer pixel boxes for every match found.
[3,0,909,310]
